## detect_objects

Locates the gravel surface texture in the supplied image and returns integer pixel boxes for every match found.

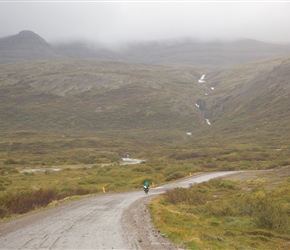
[0,171,238,249]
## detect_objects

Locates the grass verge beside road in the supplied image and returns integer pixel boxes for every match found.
[149,167,290,249]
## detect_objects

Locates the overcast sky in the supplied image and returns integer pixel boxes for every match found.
[1,1,290,47]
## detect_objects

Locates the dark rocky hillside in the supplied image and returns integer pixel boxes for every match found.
[0,30,64,63]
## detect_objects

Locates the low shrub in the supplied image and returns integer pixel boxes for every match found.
[253,199,289,233]
[74,188,90,196]
[165,171,187,181]
[205,200,237,216]
[0,205,8,218]
[132,165,155,174]
[3,159,18,165]
[203,162,219,169]
[0,189,57,216]
[0,167,18,175]
[215,180,236,190]
[164,187,208,206]
[0,186,97,218]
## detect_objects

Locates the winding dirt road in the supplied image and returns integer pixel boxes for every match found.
[0,171,237,249]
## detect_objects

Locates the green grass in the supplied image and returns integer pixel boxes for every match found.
[150,169,290,249]
[0,161,159,218]
[0,125,289,220]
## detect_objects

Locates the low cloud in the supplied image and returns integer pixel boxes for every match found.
[1,2,290,46]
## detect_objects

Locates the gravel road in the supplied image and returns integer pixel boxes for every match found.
[0,171,237,249]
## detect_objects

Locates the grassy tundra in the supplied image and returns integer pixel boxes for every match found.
[150,168,290,249]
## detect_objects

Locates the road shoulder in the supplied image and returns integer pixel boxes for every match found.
[122,195,181,250]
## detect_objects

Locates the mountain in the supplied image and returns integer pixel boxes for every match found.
[55,40,290,67]
[1,30,290,144]
[191,55,290,141]
[55,41,120,61]
[55,38,290,67]
[0,30,64,63]
[0,55,290,144]
[115,39,290,67]
[1,30,290,67]
[0,59,204,136]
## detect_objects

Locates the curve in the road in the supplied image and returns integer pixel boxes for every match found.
[0,171,238,249]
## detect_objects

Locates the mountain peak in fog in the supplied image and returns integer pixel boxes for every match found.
[0,30,63,63]
[2,30,290,67]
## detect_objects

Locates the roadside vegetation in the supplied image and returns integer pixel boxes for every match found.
[150,168,290,249]
[0,130,289,220]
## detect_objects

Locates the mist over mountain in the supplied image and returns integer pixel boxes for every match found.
[0,30,290,144]
[1,31,290,67]
[55,41,120,61]
[115,39,290,67]
[0,30,64,63]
